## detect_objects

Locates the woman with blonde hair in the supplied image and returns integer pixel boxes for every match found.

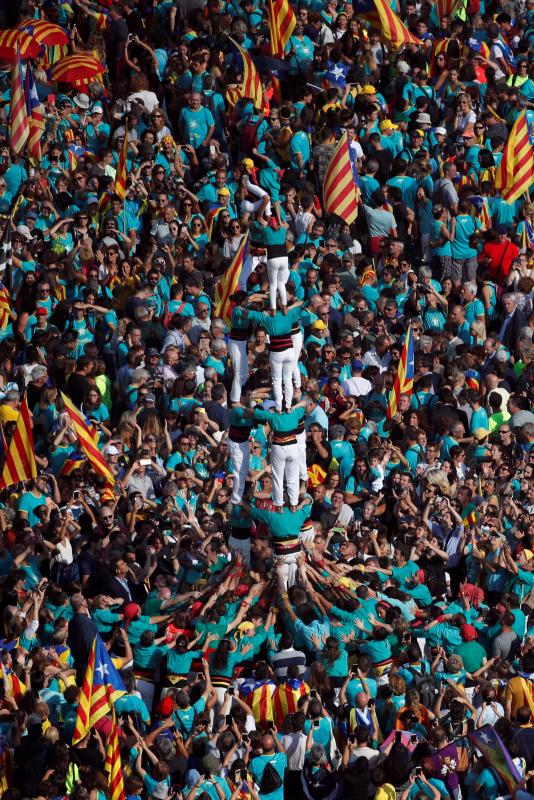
[425,467,451,496]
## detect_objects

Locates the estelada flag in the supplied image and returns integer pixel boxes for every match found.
[73,635,125,744]
[386,324,415,420]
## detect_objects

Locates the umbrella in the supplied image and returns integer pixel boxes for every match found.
[15,19,69,47]
[48,54,105,87]
[0,29,42,61]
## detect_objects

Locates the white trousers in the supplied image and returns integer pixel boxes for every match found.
[291,330,303,389]
[296,430,307,482]
[269,348,295,411]
[228,439,250,504]
[228,338,249,403]
[271,441,299,506]
[267,255,289,310]
[241,179,272,218]
[274,549,302,590]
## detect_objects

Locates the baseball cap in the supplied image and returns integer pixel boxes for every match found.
[312,320,327,330]
[105,445,120,456]
[26,211,38,220]
[143,393,156,404]
[242,157,254,168]
[496,223,510,234]
[146,348,159,357]
[90,104,104,115]
[396,60,410,73]
[16,225,32,240]
[412,129,425,138]
[36,307,48,317]
[217,187,231,196]
[352,358,364,370]
[361,84,376,94]
[435,126,447,135]
[473,428,489,441]
[380,119,398,131]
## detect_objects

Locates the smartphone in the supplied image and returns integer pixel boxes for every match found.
[241,734,249,743]
[203,771,211,780]
[73,489,80,499]
[415,767,422,776]
[197,673,204,681]
[348,734,356,743]
[310,689,317,698]
[228,687,235,696]
[411,734,418,744]
[235,770,242,782]
[225,715,233,726]
[313,720,320,729]
[139,458,152,467]
[395,731,402,743]
[368,699,375,708]
[209,145,216,157]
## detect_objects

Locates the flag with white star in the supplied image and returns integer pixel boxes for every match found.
[72,634,126,744]
[323,61,349,88]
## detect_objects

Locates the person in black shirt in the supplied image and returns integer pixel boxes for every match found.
[65,356,95,408]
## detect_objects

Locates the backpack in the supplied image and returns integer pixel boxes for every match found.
[259,760,283,794]
[239,116,262,153]
[407,663,435,709]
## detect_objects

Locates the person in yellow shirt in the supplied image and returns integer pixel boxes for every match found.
[0,389,21,425]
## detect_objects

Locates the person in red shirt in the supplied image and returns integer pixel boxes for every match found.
[480,225,520,283]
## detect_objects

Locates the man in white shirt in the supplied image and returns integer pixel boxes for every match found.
[342,359,373,398]
[361,335,393,373]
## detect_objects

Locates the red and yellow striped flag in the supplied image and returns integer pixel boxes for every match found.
[368,0,422,46]
[0,283,11,331]
[323,133,360,225]
[267,0,296,58]
[9,53,29,155]
[214,232,249,326]
[272,680,309,727]
[0,398,37,490]
[73,635,125,744]
[229,37,264,111]
[25,64,45,163]
[436,0,460,18]
[114,130,128,200]
[105,712,126,800]
[61,392,115,485]
[386,323,415,420]
[240,680,275,727]
[495,111,534,204]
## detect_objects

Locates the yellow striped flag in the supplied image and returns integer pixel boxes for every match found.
[215,232,249,326]
[323,133,360,224]
[114,130,128,201]
[0,398,37,490]
[61,392,115,485]
[229,37,264,111]
[363,0,422,47]
[9,53,29,155]
[73,635,125,744]
[105,712,126,800]
[0,283,11,331]
[267,0,296,58]
[386,323,415,420]
[495,111,534,204]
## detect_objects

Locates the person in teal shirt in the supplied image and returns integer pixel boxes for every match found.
[178,94,216,149]
[289,121,310,174]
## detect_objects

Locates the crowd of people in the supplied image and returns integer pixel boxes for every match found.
[0,0,533,799]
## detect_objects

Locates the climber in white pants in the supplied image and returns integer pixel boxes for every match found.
[271,440,300,507]
[227,405,253,504]
[291,324,303,393]
[270,347,294,412]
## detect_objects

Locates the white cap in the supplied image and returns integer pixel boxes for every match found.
[435,126,447,135]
